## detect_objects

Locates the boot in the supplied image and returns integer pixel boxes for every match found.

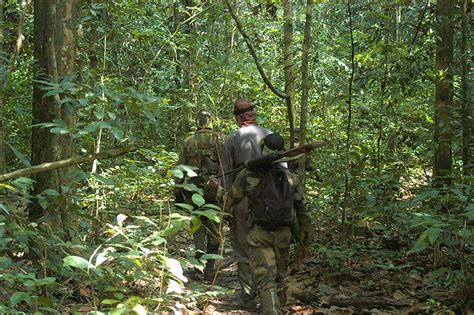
[261,289,281,315]
[203,260,215,282]
[238,262,256,308]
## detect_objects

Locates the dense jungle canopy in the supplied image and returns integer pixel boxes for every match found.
[0,0,473,313]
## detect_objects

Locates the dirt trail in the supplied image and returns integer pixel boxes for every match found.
[184,232,469,315]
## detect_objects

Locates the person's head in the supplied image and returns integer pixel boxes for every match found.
[262,133,285,152]
[196,110,213,129]
[233,99,256,127]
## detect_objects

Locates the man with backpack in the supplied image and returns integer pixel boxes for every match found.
[213,133,312,314]
[175,110,222,281]
[220,99,273,306]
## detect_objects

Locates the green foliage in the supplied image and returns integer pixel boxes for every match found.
[1,0,472,312]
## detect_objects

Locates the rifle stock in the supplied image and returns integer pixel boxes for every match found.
[216,141,325,178]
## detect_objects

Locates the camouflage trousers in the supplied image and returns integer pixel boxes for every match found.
[194,216,219,277]
[247,224,291,315]
[230,198,256,301]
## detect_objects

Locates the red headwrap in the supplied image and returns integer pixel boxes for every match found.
[234,99,257,126]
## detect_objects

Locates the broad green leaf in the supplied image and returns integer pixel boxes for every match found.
[427,267,449,284]
[108,112,117,120]
[179,183,203,194]
[203,203,221,211]
[35,277,56,286]
[63,255,94,270]
[160,256,187,282]
[192,210,220,223]
[132,304,147,315]
[192,194,205,207]
[427,227,441,245]
[43,189,60,196]
[99,121,112,129]
[366,195,376,207]
[0,203,10,215]
[111,127,124,140]
[177,164,198,177]
[459,228,471,240]
[101,299,120,305]
[133,216,158,227]
[10,292,31,306]
[172,169,184,179]
[408,232,429,254]
[175,203,194,211]
[142,232,166,246]
[6,142,31,167]
[465,204,474,220]
[36,296,54,307]
[200,253,223,260]
[0,184,15,191]
[190,216,202,234]
[92,173,115,186]
[95,248,115,267]
[44,89,61,97]
[38,195,48,209]
[161,220,183,237]
[50,127,69,134]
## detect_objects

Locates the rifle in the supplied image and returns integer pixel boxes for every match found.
[217,141,325,178]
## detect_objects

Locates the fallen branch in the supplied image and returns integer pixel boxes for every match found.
[328,297,411,308]
[0,145,137,182]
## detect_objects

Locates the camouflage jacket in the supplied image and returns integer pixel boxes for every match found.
[224,167,312,245]
[178,128,222,181]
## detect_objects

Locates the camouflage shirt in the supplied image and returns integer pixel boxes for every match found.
[178,128,222,180]
[224,167,312,245]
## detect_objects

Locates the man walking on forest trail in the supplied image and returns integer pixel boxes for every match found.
[212,133,312,314]
[175,110,222,281]
[220,99,272,306]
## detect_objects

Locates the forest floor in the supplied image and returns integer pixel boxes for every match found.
[182,225,472,315]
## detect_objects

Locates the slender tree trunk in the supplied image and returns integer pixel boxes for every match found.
[283,0,296,148]
[173,1,181,89]
[56,0,78,188]
[224,0,286,99]
[298,0,314,180]
[343,1,355,235]
[395,1,401,43]
[30,0,61,221]
[377,4,391,175]
[460,0,472,176]
[0,0,5,174]
[433,0,454,187]
[30,0,77,230]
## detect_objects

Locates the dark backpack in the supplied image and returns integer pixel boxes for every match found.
[251,166,296,230]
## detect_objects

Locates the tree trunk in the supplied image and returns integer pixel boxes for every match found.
[282,0,296,148]
[377,3,391,175]
[30,0,77,222]
[433,0,453,187]
[298,0,313,180]
[30,0,60,221]
[56,0,78,186]
[0,0,5,174]
[343,1,355,235]
[460,0,472,176]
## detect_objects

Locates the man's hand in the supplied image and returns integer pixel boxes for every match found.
[208,175,220,190]
[206,175,224,201]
